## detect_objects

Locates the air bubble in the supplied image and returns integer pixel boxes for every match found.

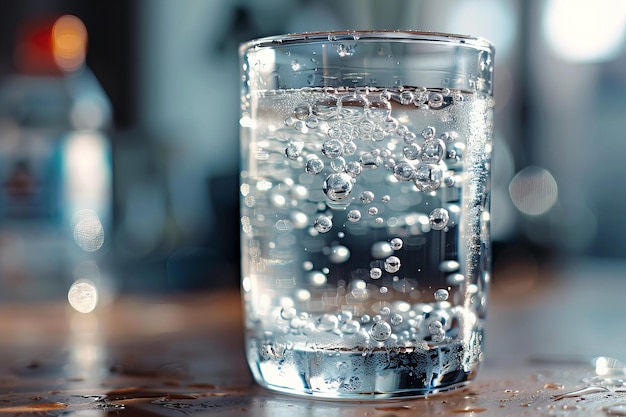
[370,267,383,279]
[368,207,379,216]
[428,320,443,333]
[371,241,393,258]
[337,44,356,57]
[399,91,414,105]
[390,238,403,250]
[382,117,399,133]
[390,314,403,326]
[330,157,346,172]
[374,217,383,224]
[341,320,361,334]
[431,330,446,343]
[403,144,421,160]
[420,138,446,163]
[343,141,357,156]
[403,131,417,144]
[305,157,324,175]
[384,256,401,273]
[305,115,319,129]
[285,141,303,160]
[370,321,392,342]
[329,245,350,263]
[361,314,371,323]
[347,209,362,222]
[294,104,311,120]
[317,314,339,331]
[360,152,382,170]
[381,195,390,203]
[414,164,442,192]
[327,126,342,139]
[345,161,362,177]
[322,139,344,159]
[322,172,353,201]
[429,207,450,230]
[280,307,297,320]
[434,288,449,301]
[314,215,333,233]
[379,306,391,316]
[421,126,436,139]
[360,191,375,203]
[393,161,416,182]
[428,92,444,108]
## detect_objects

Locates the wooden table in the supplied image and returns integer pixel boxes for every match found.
[0,259,624,416]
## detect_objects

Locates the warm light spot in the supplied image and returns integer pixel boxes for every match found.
[53,15,87,71]
[68,279,98,313]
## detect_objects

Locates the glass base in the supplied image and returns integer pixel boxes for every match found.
[247,340,480,400]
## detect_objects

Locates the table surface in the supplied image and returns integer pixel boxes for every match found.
[0,259,625,416]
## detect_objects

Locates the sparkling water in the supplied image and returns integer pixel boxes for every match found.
[240,86,493,398]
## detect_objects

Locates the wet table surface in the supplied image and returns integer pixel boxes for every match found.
[1,259,625,416]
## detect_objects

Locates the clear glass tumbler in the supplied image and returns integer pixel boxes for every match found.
[239,31,494,399]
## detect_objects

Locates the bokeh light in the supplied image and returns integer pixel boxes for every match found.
[67,279,98,313]
[543,0,626,62]
[509,166,558,216]
[72,209,105,252]
[52,15,87,71]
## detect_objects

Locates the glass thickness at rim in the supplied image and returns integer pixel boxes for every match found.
[239,30,494,55]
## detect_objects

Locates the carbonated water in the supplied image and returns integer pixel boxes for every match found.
[240,86,493,398]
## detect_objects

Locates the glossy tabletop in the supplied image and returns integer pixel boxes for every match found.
[0,259,625,416]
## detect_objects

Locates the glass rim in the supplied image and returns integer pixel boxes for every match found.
[240,30,495,55]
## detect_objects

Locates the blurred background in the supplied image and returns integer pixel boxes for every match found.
[1,0,625,308]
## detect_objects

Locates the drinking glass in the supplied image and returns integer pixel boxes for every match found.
[239,31,494,399]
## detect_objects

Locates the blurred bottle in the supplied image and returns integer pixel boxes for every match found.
[0,15,112,307]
